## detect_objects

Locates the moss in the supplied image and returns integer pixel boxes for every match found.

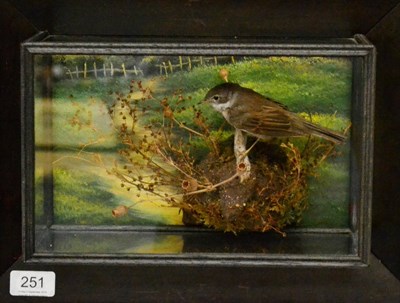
[176,139,336,234]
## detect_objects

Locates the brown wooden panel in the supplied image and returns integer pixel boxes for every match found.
[0,0,37,273]
[1,256,399,302]
[367,3,400,280]
[8,0,399,37]
[1,1,399,300]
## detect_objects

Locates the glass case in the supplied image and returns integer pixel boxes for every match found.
[21,32,375,266]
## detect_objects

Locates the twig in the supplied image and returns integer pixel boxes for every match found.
[176,172,240,197]
[155,146,193,180]
[173,117,204,138]
[173,117,219,155]
[242,138,260,158]
[77,138,106,156]
[52,155,99,166]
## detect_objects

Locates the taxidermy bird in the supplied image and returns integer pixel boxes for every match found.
[204,82,346,182]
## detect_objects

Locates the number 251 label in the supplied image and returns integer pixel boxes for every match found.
[10,270,56,297]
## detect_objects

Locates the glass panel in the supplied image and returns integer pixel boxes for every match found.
[33,54,352,255]
[35,228,355,256]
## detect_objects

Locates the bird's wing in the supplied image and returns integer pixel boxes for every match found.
[240,85,289,110]
[229,104,303,137]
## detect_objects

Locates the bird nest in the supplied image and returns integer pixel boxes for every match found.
[178,139,335,235]
[109,80,344,235]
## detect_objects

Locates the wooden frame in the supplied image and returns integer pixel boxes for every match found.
[21,32,375,267]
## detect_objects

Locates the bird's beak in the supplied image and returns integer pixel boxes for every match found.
[197,97,209,106]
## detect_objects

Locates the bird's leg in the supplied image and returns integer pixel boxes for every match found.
[234,129,251,182]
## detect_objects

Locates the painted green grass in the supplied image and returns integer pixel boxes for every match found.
[139,57,352,144]
[157,56,352,114]
[48,77,129,101]
[36,56,352,229]
[35,98,118,149]
[35,168,167,226]
[301,162,350,227]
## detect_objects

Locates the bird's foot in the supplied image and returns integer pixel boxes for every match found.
[237,156,251,183]
[234,129,253,183]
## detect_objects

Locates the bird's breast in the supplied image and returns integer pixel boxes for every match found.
[221,109,231,122]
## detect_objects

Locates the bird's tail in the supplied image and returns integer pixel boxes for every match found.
[304,121,347,144]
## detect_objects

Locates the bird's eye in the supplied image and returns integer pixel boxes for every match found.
[212,95,220,101]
